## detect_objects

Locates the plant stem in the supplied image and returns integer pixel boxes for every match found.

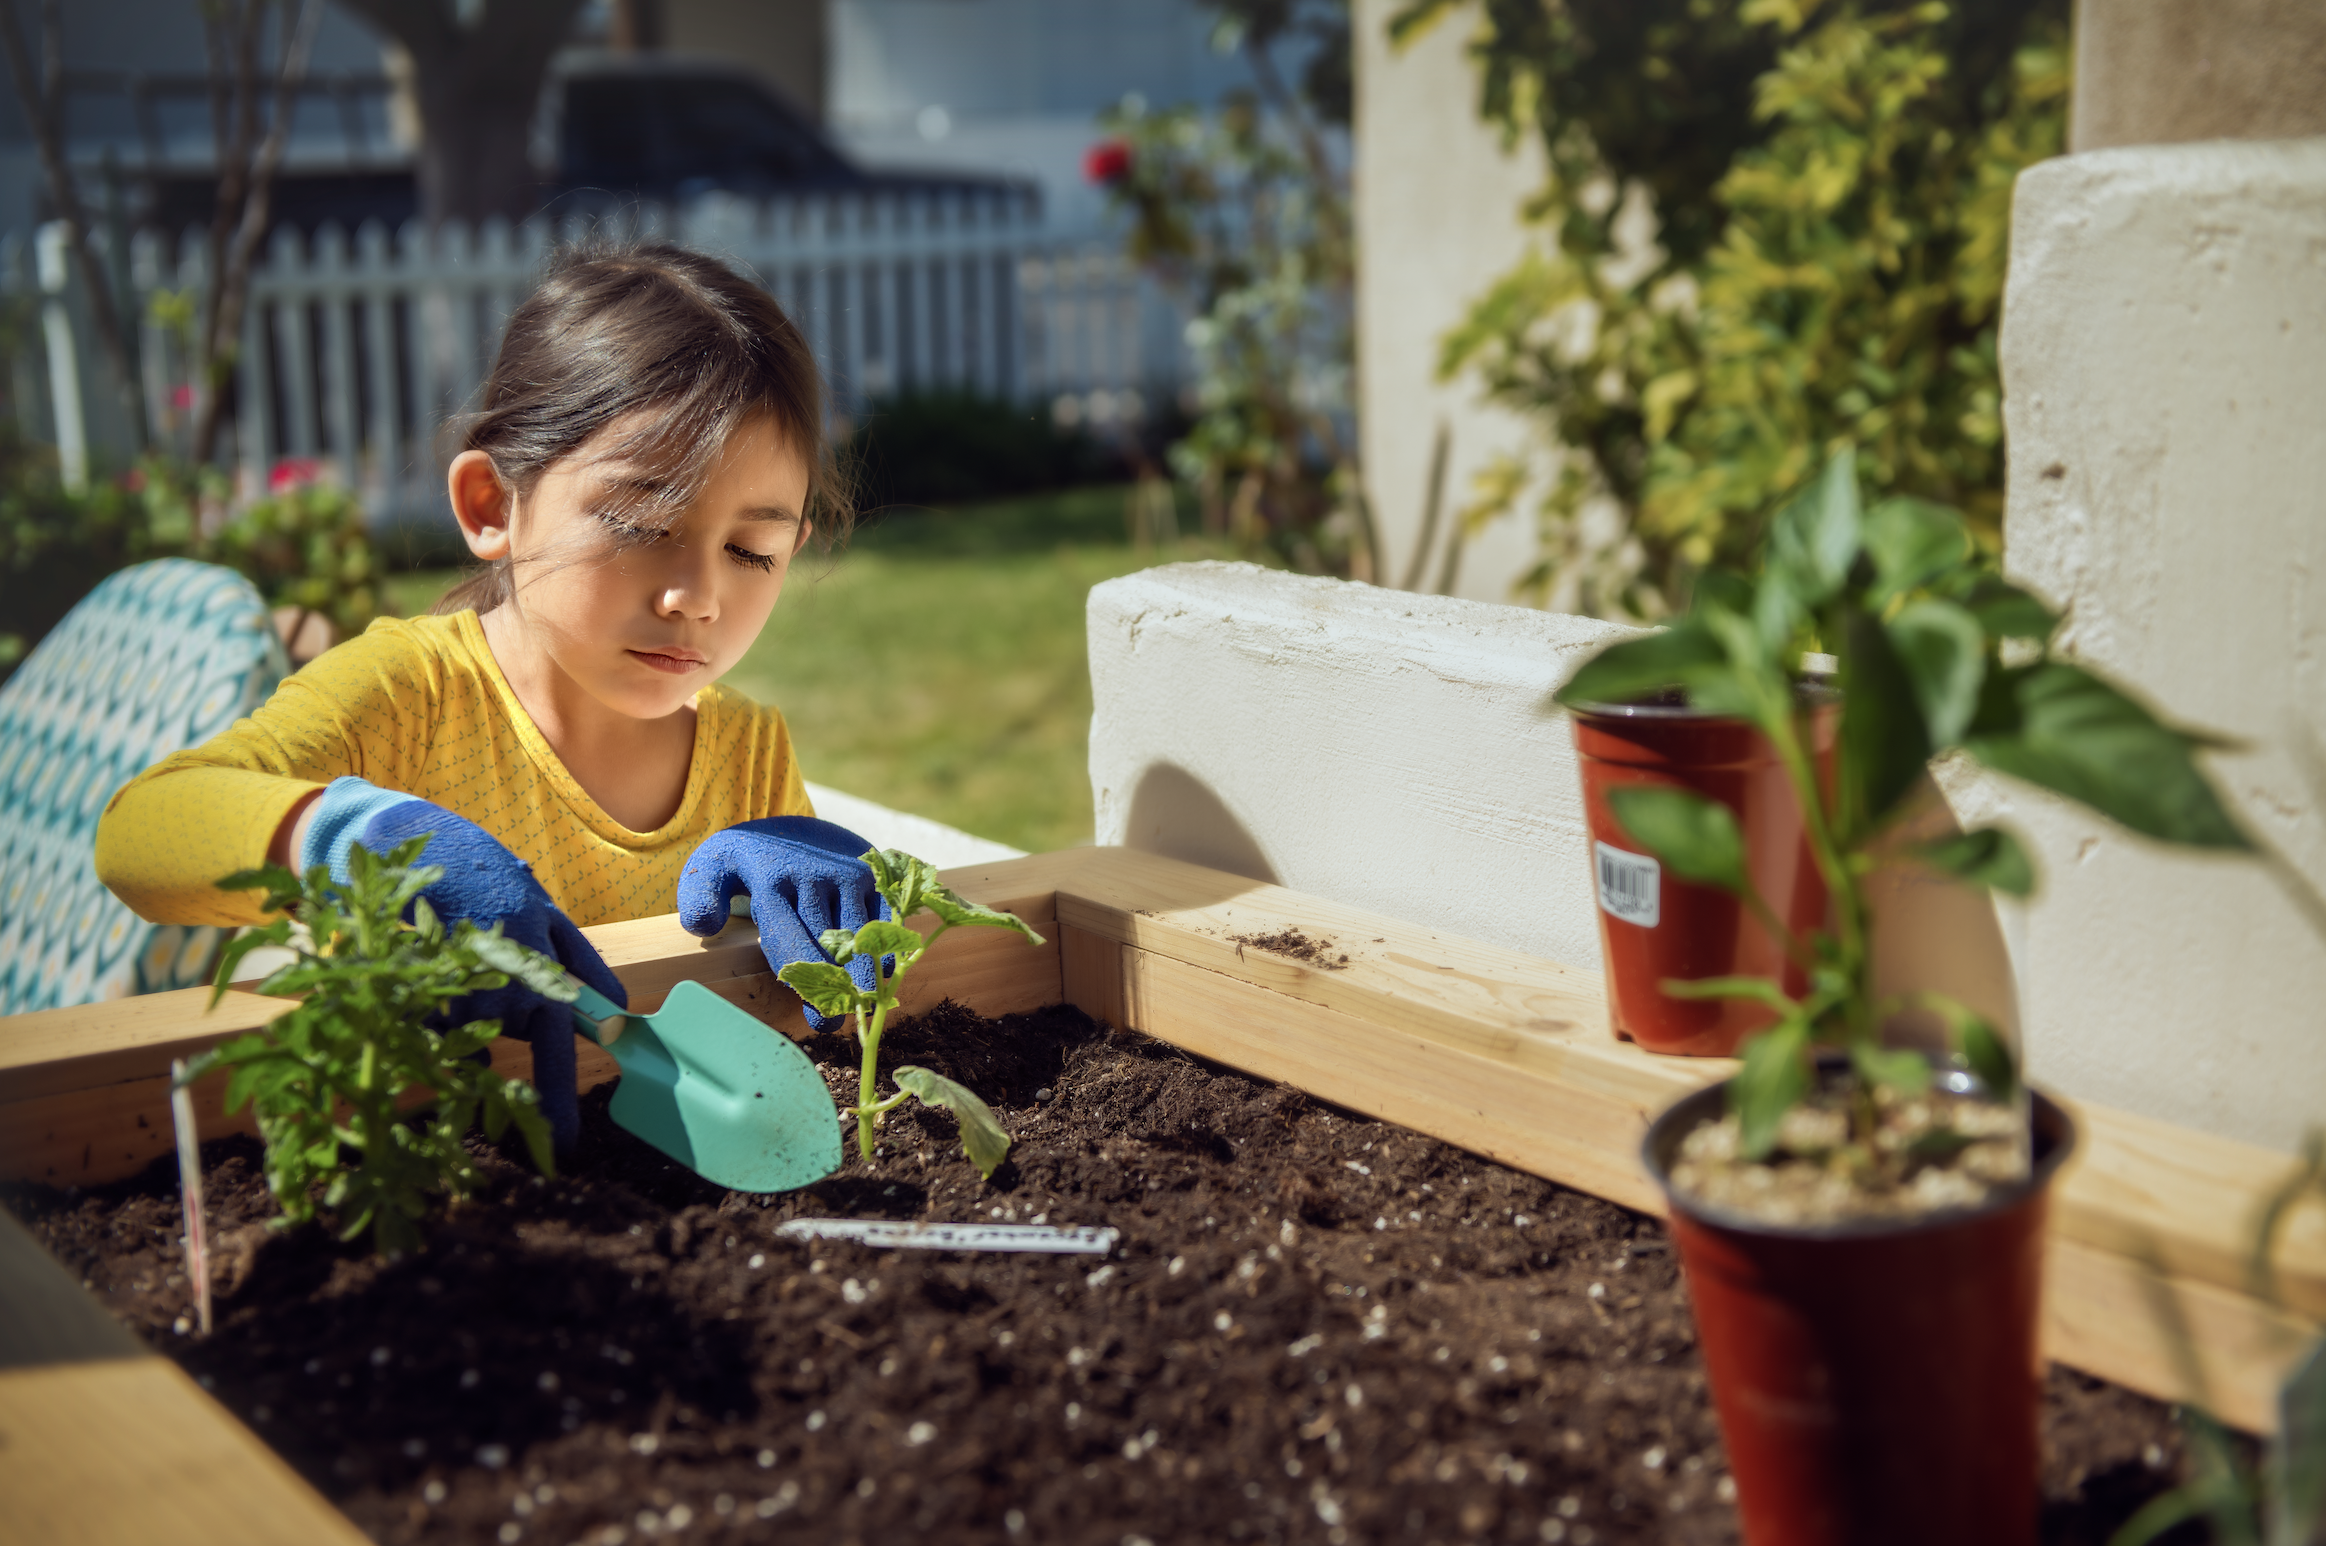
[1762,701,1870,1039]
[854,1000,887,1161]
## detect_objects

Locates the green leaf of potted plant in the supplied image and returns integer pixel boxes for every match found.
[1556,446,2253,1546]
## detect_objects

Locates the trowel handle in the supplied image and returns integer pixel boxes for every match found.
[568,981,631,1047]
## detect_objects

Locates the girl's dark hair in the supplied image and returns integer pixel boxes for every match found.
[434,241,849,616]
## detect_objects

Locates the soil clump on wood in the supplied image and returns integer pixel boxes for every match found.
[10,1002,2192,1544]
[1230,929,1353,971]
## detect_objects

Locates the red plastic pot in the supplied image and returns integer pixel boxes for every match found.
[1570,699,1836,1055]
[1643,1077,2076,1546]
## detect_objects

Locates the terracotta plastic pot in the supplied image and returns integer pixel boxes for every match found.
[1643,1076,2077,1546]
[1570,698,1835,1056]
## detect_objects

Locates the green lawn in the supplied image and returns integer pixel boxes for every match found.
[385,485,1234,854]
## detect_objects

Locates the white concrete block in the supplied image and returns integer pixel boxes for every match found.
[1995,138,2326,1151]
[805,783,1025,869]
[1087,562,1633,964]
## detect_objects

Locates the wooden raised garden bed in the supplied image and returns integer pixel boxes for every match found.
[2,847,2319,1540]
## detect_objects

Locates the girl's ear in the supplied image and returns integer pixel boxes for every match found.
[793,518,814,555]
[449,451,514,559]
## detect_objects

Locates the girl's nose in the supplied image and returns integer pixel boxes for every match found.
[658,555,719,620]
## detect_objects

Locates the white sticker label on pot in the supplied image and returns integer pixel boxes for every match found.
[1595,843,1660,928]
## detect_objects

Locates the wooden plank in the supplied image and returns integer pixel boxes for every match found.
[0,1207,144,1370]
[1087,930,2316,1435]
[1044,848,2326,1347]
[0,863,1064,1189]
[2045,1235,2322,1436]
[0,1357,370,1546]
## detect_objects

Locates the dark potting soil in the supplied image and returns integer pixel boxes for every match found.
[9,1003,2198,1546]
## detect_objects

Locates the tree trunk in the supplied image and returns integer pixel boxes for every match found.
[337,0,587,227]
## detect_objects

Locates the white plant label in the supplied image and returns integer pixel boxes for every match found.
[1595,842,1661,928]
[774,1220,1119,1255]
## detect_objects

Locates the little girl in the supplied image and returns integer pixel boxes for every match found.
[97,243,886,1152]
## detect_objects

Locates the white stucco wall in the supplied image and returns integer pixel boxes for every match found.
[1352,0,1546,604]
[1983,138,2326,1150]
[1088,563,1630,966]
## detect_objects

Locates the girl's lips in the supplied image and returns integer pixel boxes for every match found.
[628,647,709,675]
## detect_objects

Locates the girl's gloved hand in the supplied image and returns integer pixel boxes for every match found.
[302,776,627,1156]
[676,817,889,1032]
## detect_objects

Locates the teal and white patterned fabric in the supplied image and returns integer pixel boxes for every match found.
[0,559,290,1015]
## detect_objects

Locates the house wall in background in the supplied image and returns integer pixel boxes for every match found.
[2072,0,2326,151]
[1350,0,1543,607]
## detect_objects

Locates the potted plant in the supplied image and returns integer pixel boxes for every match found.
[1556,448,2252,1546]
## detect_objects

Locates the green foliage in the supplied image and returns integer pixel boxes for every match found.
[0,445,380,679]
[1397,0,2068,615]
[1097,8,1368,576]
[778,849,1044,1179]
[842,389,1114,510]
[2111,1131,2326,1546]
[184,838,560,1256]
[1557,447,2248,1156]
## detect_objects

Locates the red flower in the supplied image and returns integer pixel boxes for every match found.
[1084,140,1132,186]
[269,457,322,494]
[170,384,195,410]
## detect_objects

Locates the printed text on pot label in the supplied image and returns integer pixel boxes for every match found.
[1595,842,1660,928]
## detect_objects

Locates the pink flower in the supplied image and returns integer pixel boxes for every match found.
[1084,140,1132,186]
[268,457,322,494]
[170,384,195,411]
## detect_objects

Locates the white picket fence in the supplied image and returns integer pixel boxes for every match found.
[7,188,1183,532]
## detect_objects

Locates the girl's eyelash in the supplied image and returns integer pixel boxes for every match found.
[596,510,777,572]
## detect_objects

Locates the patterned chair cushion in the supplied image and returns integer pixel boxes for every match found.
[0,559,289,1014]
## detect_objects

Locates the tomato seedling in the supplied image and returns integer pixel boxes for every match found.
[778,850,1044,1179]
[184,837,568,1255]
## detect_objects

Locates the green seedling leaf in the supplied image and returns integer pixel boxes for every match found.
[208,918,293,1007]
[778,960,869,1020]
[1914,826,2037,897]
[470,930,581,1002]
[1659,974,1796,1008]
[1552,618,1725,710]
[1956,1014,2019,1102]
[893,1065,1012,1179]
[1888,597,1987,746]
[1731,1018,1811,1162]
[863,848,941,922]
[2274,1340,2326,1546]
[921,883,1047,944]
[1840,604,1934,839]
[1966,664,2251,850]
[1766,446,1863,605]
[1850,1042,1933,1099]
[1904,1127,1977,1164]
[1863,496,1970,610]
[828,919,928,967]
[1608,786,1746,894]
[1959,578,2059,643]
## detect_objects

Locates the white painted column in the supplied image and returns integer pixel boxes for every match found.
[1981,138,2326,1151]
[1352,0,1548,605]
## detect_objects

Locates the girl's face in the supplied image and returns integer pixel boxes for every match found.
[453,413,811,723]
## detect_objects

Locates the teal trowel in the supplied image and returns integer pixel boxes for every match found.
[568,978,843,1192]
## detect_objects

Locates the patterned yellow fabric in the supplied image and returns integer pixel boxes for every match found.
[96,610,812,929]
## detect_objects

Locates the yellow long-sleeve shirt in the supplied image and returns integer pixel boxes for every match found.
[95,610,812,928]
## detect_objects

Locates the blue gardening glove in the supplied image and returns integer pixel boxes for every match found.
[676,816,889,1031]
[303,777,627,1156]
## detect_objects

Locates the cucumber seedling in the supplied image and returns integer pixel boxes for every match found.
[778,850,1045,1179]
[185,837,570,1255]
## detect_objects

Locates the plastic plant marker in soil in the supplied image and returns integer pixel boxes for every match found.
[774,1220,1120,1253]
[9,1003,2197,1546]
[570,978,841,1193]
